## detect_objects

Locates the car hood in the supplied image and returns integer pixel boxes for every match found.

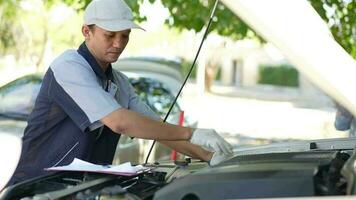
[154,137,356,200]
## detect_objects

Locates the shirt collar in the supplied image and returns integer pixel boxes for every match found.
[77,42,113,81]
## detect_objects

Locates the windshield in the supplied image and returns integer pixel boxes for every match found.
[0,75,42,119]
[129,77,181,124]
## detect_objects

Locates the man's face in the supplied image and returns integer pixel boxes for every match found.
[83,25,130,68]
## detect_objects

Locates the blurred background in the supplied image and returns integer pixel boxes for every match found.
[0,0,355,148]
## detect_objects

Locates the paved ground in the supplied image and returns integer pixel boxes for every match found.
[180,82,348,146]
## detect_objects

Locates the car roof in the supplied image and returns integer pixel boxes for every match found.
[112,56,183,83]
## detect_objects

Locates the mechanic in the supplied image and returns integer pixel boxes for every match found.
[334,104,356,137]
[6,0,233,186]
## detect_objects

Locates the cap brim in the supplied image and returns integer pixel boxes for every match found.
[94,19,145,32]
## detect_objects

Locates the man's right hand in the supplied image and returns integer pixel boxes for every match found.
[189,128,233,155]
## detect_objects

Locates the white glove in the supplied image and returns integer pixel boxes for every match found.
[209,151,233,166]
[189,128,233,155]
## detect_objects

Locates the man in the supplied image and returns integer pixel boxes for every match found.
[6,0,232,186]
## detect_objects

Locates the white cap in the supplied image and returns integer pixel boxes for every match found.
[84,0,144,32]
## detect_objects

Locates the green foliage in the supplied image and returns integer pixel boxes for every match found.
[49,0,262,41]
[180,59,221,81]
[125,0,147,22]
[0,0,354,61]
[258,64,299,87]
[59,0,147,22]
[0,0,145,57]
[215,67,221,81]
[153,0,355,57]
[159,0,261,41]
[0,0,19,54]
[309,0,356,58]
[60,0,91,10]
[180,59,197,79]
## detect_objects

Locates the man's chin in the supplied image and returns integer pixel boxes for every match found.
[107,57,119,64]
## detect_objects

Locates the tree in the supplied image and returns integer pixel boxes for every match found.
[154,0,355,58]
[65,0,354,90]
[309,0,356,58]
[0,0,19,55]
[0,0,354,65]
[0,0,91,70]
[150,0,355,90]
[0,0,145,60]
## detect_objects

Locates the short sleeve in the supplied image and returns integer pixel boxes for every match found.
[49,50,121,131]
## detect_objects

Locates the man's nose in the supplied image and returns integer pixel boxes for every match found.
[112,40,120,48]
[112,38,124,48]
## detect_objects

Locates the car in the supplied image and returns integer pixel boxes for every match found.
[0,62,185,165]
[2,0,356,199]
[112,56,191,127]
[113,57,195,164]
[113,56,184,95]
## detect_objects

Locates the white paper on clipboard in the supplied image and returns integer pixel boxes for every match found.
[45,158,149,176]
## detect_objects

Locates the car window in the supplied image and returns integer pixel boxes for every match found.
[129,77,181,124]
[0,74,180,123]
[0,76,41,117]
[118,77,182,149]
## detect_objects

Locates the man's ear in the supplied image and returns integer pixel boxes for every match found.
[82,25,91,39]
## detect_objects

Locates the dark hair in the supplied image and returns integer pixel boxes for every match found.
[88,24,96,31]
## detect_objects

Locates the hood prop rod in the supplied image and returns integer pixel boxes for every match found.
[144,0,220,165]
